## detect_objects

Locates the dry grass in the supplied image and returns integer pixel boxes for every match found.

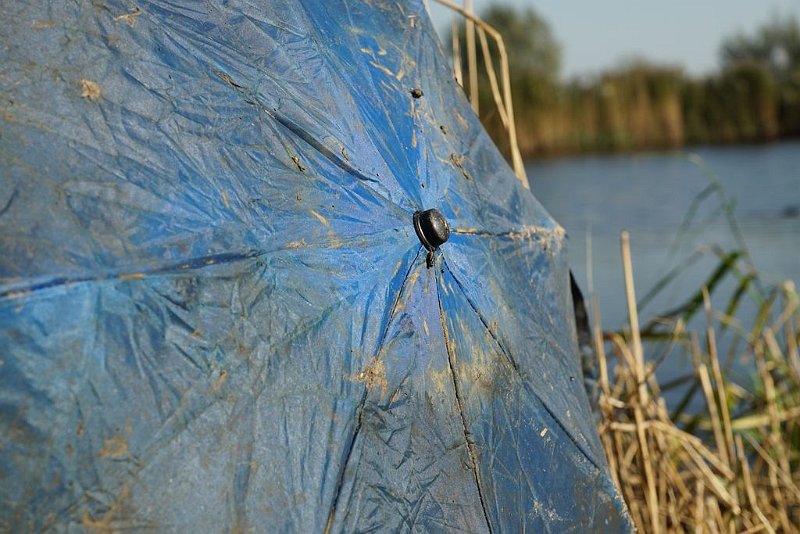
[595,232,800,533]
[434,0,529,188]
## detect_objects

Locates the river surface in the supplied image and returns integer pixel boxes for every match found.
[527,141,800,399]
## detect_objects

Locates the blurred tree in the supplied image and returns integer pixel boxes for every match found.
[721,15,800,136]
[721,15,800,77]
[479,5,561,106]
[445,6,798,157]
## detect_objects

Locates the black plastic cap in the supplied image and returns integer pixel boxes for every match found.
[413,209,450,250]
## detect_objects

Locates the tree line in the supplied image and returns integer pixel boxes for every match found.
[455,6,800,158]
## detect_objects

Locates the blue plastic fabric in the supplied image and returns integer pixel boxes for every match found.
[0,1,632,531]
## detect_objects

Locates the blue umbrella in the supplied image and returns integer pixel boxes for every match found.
[0,0,631,531]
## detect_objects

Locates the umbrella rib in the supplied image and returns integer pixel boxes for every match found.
[440,258,521,373]
[212,70,409,215]
[263,107,381,186]
[324,246,423,534]
[0,250,260,300]
[258,103,411,220]
[0,227,403,300]
[441,258,604,473]
[434,267,495,534]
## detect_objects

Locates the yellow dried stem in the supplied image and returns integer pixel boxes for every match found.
[450,19,463,87]
[743,433,800,502]
[464,0,479,114]
[434,0,529,186]
[697,360,731,468]
[621,231,648,406]
[736,436,776,534]
[476,28,509,128]
[703,288,737,469]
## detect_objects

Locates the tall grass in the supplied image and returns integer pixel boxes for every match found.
[594,232,800,532]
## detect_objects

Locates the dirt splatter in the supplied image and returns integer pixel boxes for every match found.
[353,358,388,395]
[118,272,145,281]
[291,155,305,172]
[98,434,129,458]
[450,153,471,181]
[81,485,131,534]
[32,20,55,29]
[80,79,102,100]
[369,61,395,78]
[429,366,452,397]
[454,110,468,129]
[215,70,242,89]
[113,6,142,26]
[310,210,329,228]
[212,369,228,393]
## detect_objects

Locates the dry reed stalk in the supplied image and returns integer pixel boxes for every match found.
[773,280,798,332]
[608,332,639,400]
[621,231,661,534]
[785,281,800,382]
[703,289,737,470]
[712,406,800,431]
[694,480,705,531]
[754,335,794,532]
[463,0,479,114]
[737,436,777,534]
[621,231,648,406]
[450,19,463,87]
[435,0,529,186]
[595,231,799,532]
[475,28,509,128]
[593,293,610,397]
[681,441,740,513]
[593,296,627,497]
[743,434,800,501]
[697,359,730,468]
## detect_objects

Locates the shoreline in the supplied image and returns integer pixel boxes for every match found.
[510,135,800,162]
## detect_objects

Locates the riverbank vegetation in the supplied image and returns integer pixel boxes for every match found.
[597,231,800,532]
[450,6,800,158]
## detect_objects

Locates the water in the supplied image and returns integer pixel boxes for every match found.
[527,141,800,402]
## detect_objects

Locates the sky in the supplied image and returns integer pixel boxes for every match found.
[427,0,800,79]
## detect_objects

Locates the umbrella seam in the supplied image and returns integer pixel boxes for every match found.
[323,246,423,534]
[435,266,495,534]
[0,227,406,300]
[0,250,260,300]
[442,257,605,473]
[211,68,408,216]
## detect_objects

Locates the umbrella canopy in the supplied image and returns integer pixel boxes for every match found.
[0,0,631,531]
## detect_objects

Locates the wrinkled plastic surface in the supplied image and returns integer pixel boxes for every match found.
[0,1,632,531]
